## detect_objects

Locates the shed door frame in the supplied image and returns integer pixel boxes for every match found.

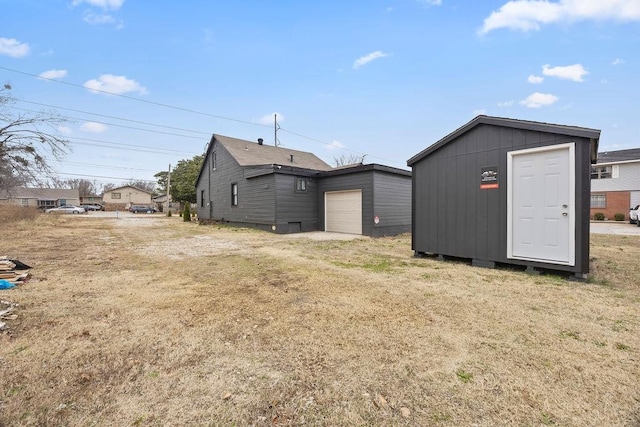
[324,189,363,234]
[507,142,576,266]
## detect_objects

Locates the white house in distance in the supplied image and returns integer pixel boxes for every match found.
[590,148,640,221]
[102,185,153,211]
[0,187,80,210]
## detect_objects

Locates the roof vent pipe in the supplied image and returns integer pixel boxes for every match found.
[290,154,294,163]
[258,138,263,145]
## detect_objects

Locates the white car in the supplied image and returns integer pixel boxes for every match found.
[630,205,640,224]
[45,205,86,214]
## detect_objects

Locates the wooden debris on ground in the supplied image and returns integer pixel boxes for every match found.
[0,256,31,284]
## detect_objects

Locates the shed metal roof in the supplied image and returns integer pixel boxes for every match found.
[407,115,601,166]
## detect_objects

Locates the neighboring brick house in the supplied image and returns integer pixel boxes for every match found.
[590,148,640,221]
[0,187,80,209]
[102,185,153,211]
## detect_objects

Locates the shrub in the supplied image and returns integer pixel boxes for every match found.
[182,203,191,222]
[614,213,625,221]
[593,212,605,221]
[167,209,172,217]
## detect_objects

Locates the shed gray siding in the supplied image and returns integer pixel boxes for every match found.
[411,123,593,275]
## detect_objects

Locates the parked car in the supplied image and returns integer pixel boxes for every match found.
[45,205,86,214]
[630,205,640,224]
[81,204,104,211]
[129,205,156,214]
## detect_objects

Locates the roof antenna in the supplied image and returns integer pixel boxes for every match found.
[274,114,281,147]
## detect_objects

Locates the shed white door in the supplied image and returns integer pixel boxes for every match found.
[325,190,362,234]
[507,143,575,265]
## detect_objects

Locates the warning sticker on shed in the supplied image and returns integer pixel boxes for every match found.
[480,166,499,189]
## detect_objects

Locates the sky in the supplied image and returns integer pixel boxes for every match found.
[2,0,639,188]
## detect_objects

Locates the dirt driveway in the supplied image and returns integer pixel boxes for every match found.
[1,214,639,426]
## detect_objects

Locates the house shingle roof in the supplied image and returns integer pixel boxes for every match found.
[214,134,332,171]
[0,187,79,200]
[596,148,640,163]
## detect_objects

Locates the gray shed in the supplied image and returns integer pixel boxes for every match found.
[407,115,600,278]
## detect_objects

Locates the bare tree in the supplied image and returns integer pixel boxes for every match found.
[50,178,101,196]
[333,153,366,167]
[0,84,70,191]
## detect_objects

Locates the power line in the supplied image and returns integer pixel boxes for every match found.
[8,105,205,141]
[53,171,156,182]
[1,65,271,129]
[16,98,211,137]
[66,136,199,156]
[2,65,407,167]
[50,160,159,173]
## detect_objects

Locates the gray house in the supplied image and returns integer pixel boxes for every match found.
[195,134,411,236]
[407,115,600,278]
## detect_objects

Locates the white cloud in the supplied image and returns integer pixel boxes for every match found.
[84,74,147,95]
[612,58,624,65]
[81,122,108,133]
[498,100,515,107]
[83,12,115,24]
[38,69,68,80]
[257,112,285,126]
[542,63,588,82]
[528,74,544,84]
[479,0,640,34]
[72,0,124,10]
[326,141,345,151]
[520,92,559,108]
[57,126,73,135]
[353,51,389,69]
[0,37,30,58]
[417,0,442,5]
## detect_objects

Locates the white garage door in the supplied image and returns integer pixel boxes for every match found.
[325,190,362,234]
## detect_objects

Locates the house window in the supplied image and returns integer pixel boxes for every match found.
[111,192,121,199]
[231,183,238,206]
[295,178,307,191]
[200,190,205,207]
[21,198,29,206]
[211,151,217,170]
[590,194,606,208]
[591,165,612,179]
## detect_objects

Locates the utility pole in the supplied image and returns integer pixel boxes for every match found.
[166,164,171,215]
[274,114,281,147]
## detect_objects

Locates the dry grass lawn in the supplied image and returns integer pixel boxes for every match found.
[1,214,639,426]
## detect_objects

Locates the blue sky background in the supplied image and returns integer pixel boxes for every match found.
[2,0,639,186]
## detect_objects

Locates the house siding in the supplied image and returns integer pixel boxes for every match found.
[591,162,640,192]
[274,174,319,233]
[589,161,640,220]
[411,123,593,275]
[196,141,276,225]
[371,171,411,237]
